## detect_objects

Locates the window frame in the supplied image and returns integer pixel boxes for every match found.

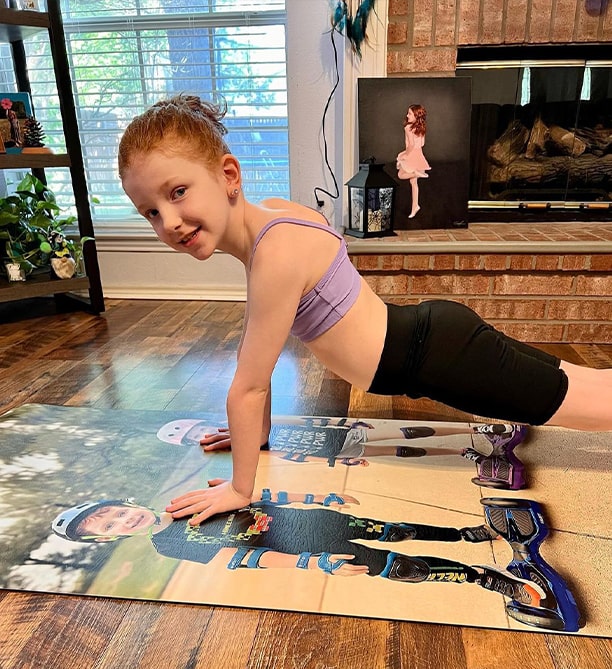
[21,3,289,233]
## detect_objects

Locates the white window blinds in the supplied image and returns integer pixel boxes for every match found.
[18,0,288,222]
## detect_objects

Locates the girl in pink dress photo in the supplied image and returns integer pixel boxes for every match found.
[396,104,430,219]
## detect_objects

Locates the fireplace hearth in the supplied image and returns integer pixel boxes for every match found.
[457,45,612,222]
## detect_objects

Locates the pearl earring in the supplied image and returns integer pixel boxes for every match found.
[232,188,239,196]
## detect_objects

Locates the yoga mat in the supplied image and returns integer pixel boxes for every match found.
[0,404,609,636]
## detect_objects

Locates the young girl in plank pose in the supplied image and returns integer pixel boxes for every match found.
[118,95,612,525]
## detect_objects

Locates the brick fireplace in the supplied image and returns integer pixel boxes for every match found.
[388,1,612,223]
[362,1,612,344]
[348,222,612,343]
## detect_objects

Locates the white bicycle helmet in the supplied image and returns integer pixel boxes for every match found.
[51,499,131,542]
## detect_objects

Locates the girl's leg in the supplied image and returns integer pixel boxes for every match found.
[409,177,420,217]
[371,300,611,430]
[547,361,612,430]
[363,444,461,457]
[404,301,568,426]
[397,165,415,180]
[364,424,471,441]
[361,423,515,443]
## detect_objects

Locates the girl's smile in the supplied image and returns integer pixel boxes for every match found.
[180,227,202,247]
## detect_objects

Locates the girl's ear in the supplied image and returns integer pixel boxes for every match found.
[220,153,242,191]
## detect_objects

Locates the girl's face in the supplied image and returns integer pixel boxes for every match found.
[406,108,416,123]
[122,150,232,261]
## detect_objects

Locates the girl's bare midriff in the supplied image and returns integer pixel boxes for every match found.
[256,199,388,392]
[306,277,388,391]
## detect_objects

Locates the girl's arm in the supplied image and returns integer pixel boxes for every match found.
[227,236,306,499]
[239,297,272,443]
[167,226,307,523]
[201,297,272,453]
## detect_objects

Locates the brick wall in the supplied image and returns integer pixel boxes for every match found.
[387,0,612,74]
[351,250,612,342]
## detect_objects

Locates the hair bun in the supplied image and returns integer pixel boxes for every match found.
[119,93,230,176]
[156,94,228,136]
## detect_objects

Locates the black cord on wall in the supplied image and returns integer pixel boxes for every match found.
[313,28,341,208]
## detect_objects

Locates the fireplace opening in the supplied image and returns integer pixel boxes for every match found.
[457,45,612,222]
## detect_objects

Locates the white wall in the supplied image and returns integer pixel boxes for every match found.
[97,0,387,301]
[97,245,247,301]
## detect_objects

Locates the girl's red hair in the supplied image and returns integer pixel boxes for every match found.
[118,94,230,179]
[403,104,427,136]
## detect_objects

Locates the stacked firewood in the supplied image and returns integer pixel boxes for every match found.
[487,117,612,186]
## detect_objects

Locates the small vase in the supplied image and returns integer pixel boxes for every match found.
[5,261,26,281]
[51,256,76,279]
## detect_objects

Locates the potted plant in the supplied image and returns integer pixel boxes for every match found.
[0,173,93,279]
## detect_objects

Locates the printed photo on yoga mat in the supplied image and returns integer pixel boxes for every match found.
[1,403,609,636]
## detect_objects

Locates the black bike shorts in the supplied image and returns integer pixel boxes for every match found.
[368,300,568,425]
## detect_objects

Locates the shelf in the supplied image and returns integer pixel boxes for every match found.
[0,8,49,42]
[0,1,105,314]
[0,272,90,303]
[0,153,71,169]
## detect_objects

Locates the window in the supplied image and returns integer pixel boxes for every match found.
[2,0,288,223]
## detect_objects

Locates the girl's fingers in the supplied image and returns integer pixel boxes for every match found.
[168,489,207,505]
[200,428,230,443]
[167,482,251,525]
[202,440,231,451]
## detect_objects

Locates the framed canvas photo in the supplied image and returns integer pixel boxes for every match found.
[0,91,33,153]
[358,78,471,230]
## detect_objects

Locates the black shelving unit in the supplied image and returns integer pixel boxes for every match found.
[0,1,104,313]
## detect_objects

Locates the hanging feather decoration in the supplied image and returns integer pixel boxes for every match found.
[329,0,377,58]
[330,0,348,33]
[350,0,376,56]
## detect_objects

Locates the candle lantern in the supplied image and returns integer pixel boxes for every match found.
[345,162,396,238]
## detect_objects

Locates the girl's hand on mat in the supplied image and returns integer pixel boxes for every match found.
[200,428,232,451]
[166,480,250,525]
[200,428,269,453]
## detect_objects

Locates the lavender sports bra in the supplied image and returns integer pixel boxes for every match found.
[249,217,361,342]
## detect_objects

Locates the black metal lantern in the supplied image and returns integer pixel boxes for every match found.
[345,162,397,238]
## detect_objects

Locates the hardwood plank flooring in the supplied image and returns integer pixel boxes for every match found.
[0,297,610,669]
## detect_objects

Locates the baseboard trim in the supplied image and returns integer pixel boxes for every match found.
[101,285,247,301]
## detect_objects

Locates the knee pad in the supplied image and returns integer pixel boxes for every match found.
[384,555,431,582]
[400,426,435,439]
[382,553,478,583]
[396,446,428,458]
[380,523,418,542]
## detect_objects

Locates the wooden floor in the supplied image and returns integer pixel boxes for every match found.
[0,297,610,669]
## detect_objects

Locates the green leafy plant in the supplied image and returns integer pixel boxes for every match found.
[0,173,92,276]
